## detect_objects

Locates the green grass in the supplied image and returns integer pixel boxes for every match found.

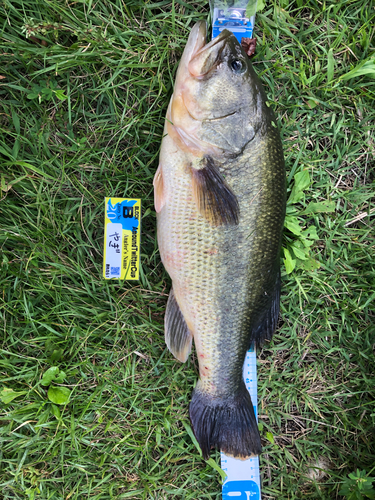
[0,0,374,498]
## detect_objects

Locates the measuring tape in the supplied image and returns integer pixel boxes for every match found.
[221,347,261,500]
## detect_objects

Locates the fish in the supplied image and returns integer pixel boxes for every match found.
[153,21,286,460]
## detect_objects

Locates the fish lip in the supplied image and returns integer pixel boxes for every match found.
[189,28,232,78]
[192,21,207,52]
[188,23,232,60]
[192,28,232,60]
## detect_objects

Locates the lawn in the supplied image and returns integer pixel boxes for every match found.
[0,0,374,499]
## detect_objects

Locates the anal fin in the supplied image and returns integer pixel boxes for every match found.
[165,288,193,363]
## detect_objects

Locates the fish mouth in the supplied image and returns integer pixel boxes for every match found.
[189,21,232,54]
[181,24,236,121]
[188,23,232,77]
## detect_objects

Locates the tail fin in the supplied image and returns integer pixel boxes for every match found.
[189,381,261,460]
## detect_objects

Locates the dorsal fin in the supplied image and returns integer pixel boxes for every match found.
[250,268,281,348]
[165,288,193,363]
[191,157,240,226]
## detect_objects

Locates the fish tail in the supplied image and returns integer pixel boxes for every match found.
[189,381,262,460]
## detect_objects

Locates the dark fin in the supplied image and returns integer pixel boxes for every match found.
[165,288,193,363]
[189,381,262,460]
[250,268,281,349]
[191,156,239,226]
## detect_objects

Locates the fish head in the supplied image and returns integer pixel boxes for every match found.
[168,21,266,157]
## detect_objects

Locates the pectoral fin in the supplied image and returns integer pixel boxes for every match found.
[191,157,239,226]
[153,164,165,213]
[165,288,193,363]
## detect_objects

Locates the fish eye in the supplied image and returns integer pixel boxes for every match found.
[230,59,245,74]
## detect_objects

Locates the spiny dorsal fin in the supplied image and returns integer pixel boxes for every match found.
[165,288,193,363]
[191,156,239,226]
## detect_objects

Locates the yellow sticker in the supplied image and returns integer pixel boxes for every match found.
[103,198,141,280]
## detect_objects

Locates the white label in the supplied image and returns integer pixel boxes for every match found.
[104,223,122,278]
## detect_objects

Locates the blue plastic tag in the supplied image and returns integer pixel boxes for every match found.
[210,0,258,43]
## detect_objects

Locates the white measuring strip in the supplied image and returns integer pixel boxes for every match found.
[221,347,261,499]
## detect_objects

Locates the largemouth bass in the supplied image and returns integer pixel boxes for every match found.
[154,21,286,459]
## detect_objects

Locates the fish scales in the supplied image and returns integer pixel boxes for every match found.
[154,22,286,459]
